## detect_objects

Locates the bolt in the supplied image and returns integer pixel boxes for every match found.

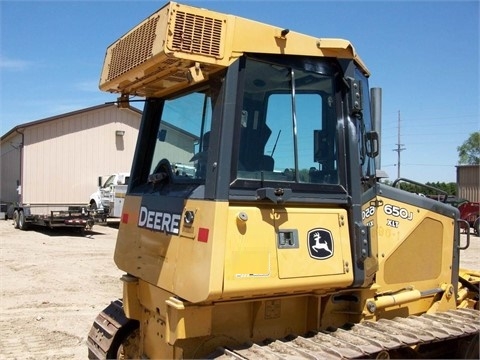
[237,212,248,221]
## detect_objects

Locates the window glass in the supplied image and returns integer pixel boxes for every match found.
[149,91,213,181]
[103,175,116,188]
[236,59,338,184]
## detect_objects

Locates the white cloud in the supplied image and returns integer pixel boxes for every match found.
[0,56,32,71]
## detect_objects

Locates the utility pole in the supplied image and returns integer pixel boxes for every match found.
[393,110,406,178]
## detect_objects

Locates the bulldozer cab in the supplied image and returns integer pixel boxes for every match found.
[122,53,379,294]
[130,54,375,202]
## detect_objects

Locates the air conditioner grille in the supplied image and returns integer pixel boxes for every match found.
[171,11,223,57]
[107,16,160,82]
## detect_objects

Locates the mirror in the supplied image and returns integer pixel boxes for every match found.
[157,129,166,142]
[314,130,331,162]
[366,131,379,158]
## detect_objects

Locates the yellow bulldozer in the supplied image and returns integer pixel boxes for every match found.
[87,2,479,358]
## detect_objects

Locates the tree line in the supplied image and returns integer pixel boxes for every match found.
[381,180,457,197]
[378,131,479,203]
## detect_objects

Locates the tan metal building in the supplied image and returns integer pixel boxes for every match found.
[456,165,480,202]
[0,104,142,209]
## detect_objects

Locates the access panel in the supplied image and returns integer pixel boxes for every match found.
[275,208,348,279]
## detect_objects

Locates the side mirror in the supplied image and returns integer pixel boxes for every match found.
[366,131,379,158]
[314,130,331,163]
[158,129,167,142]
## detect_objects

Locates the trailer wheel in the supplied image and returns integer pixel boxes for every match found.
[13,210,19,229]
[18,210,29,231]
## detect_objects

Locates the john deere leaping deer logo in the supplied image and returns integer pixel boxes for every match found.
[307,228,334,260]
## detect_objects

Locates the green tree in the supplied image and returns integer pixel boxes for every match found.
[457,131,480,164]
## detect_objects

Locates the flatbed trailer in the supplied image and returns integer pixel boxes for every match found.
[11,203,106,232]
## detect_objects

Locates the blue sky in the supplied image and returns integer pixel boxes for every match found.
[1,0,478,183]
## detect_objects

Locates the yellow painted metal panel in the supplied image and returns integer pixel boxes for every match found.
[222,206,353,298]
[100,1,369,97]
[275,209,345,278]
[115,196,226,303]
[115,196,354,303]
[367,195,456,292]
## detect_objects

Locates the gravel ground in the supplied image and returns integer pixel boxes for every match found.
[0,220,123,359]
[459,229,480,270]
[0,219,478,359]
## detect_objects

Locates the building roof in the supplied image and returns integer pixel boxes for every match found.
[456,164,480,168]
[1,104,142,141]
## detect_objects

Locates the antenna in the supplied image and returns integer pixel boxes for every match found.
[270,130,281,157]
[393,110,406,178]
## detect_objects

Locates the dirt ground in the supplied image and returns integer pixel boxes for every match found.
[0,220,479,359]
[0,220,123,359]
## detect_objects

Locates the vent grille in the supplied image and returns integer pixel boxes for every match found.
[171,11,223,57]
[107,16,160,82]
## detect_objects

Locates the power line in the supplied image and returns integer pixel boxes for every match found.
[401,114,478,122]
[403,163,455,167]
[382,112,477,122]
[382,123,479,135]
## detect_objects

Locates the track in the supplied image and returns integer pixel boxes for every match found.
[210,308,480,359]
[89,301,479,359]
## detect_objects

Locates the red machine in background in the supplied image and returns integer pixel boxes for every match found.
[459,201,480,236]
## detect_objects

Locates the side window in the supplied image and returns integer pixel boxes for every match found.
[149,92,213,181]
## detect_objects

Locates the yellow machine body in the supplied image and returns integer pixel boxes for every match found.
[88,2,479,359]
[116,197,353,303]
[114,190,465,359]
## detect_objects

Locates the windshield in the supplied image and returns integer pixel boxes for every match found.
[234,58,338,185]
[102,175,116,188]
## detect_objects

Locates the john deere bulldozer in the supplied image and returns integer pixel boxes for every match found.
[87,2,479,358]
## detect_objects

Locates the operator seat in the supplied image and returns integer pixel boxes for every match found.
[191,131,210,179]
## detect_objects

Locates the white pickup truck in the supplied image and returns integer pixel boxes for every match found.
[89,173,129,218]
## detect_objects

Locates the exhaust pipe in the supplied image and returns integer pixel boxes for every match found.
[370,88,387,179]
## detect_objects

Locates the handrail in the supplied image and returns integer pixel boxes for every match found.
[392,177,449,203]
